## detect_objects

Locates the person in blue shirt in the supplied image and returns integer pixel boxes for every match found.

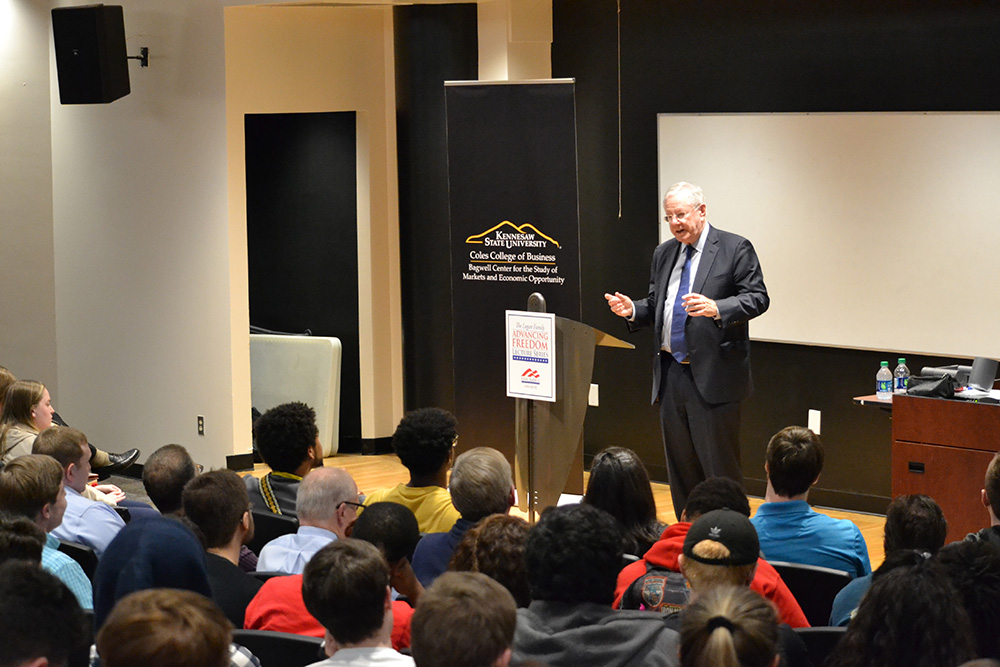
[829,494,946,626]
[750,426,871,578]
[0,454,93,609]
[257,466,361,574]
[34,425,125,557]
[411,446,515,588]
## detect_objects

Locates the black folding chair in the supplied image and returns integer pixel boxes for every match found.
[795,626,848,667]
[232,629,325,667]
[768,560,853,627]
[57,539,99,583]
[247,510,298,555]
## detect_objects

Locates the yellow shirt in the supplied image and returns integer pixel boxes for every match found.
[364,483,461,534]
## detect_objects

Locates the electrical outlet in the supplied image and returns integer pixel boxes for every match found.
[197,415,205,436]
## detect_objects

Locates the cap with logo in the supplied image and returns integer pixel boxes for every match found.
[682,508,760,567]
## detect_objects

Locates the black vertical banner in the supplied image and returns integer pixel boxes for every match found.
[445,81,581,463]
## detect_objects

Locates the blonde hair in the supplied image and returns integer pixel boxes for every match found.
[681,585,778,667]
[681,540,756,593]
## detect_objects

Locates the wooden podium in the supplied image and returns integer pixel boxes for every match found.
[891,394,1000,542]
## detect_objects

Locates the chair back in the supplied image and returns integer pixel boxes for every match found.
[795,626,847,667]
[250,570,287,583]
[68,609,95,667]
[58,539,99,582]
[232,629,325,667]
[768,560,853,627]
[247,510,298,555]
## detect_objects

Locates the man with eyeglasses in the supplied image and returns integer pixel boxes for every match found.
[257,466,362,574]
[605,181,768,519]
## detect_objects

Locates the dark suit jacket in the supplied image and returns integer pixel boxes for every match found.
[631,226,768,405]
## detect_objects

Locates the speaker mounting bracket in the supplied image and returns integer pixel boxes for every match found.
[127,46,149,68]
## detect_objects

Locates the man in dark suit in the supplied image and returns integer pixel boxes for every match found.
[605,182,768,518]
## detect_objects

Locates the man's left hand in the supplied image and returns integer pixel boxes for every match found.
[681,293,718,318]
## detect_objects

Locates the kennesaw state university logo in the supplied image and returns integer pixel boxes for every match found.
[466,221,560,250]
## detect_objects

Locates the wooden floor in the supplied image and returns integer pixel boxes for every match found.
[248,452,887,568]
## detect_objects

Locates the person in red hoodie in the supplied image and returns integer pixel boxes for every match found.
[614,476,809,628]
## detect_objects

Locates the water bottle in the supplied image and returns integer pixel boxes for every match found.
[876,361,893,400]
[893,358,910,395]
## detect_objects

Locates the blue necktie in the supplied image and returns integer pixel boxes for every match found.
[670,245,694,363]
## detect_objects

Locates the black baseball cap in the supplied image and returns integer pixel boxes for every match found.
[682,508,760,567]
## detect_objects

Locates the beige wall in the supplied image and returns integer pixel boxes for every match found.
[0,0,58,390]
[2,0,551,467]
[225,5,403,439]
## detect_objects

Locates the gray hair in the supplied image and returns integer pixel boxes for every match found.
[449,447,512,521]
[296,467,356,522]
[664,181,705,207]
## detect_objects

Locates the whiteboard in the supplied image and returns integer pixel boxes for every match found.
[657,112,1000,359]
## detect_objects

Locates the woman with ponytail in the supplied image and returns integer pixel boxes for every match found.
[680,585,780,667]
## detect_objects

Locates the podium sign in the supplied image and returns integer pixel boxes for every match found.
[506,310,556,402]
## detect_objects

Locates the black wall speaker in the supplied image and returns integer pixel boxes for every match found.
[51,5,130,105]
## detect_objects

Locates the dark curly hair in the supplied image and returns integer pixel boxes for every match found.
[449,514,531,607]
[684,476,751,520]
[392,408,456,478]
[253,402,318,474]
[524,503,622,606]
[938,540,1000,660]
[827,556,975,667]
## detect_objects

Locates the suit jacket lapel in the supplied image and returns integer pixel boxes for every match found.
[691,227,719,294]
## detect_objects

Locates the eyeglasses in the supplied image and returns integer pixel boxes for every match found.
[663,206,703,224]
[338,500,365,511]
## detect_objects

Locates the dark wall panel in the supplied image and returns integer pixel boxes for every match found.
[550,0,1000,510]
[394,4,478,414]
[245,112,361,441]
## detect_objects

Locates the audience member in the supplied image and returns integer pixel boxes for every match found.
[0,559,88,667]
[0,511,45,565]
[33,425,125,557]
[966,451,1000,546]
[0,368,139,473]
[829,493,947,625]
[0,379,55,464]
[246,402,325,517]
[258,466,360,574]
[615,477,807,627]
[584,446,666,557]
[0,454,93,609]
[93,514,211,628]
[142,443,198,514]
[680,585,779,667]
[671,509,809,667]
[413,446,514,586]
[938,540,1000,660]
[182,469,263,627]
[245,502,419,651]
[513,503,679,667]
[750,426,871,577]
[97,588,235,667]
[827,556,975,667]
[411,571,516,667]
[365,408,461,533]
[302,539,415,666]
[449,513,531,607]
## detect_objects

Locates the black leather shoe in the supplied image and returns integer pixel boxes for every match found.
[96,448,140,474]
